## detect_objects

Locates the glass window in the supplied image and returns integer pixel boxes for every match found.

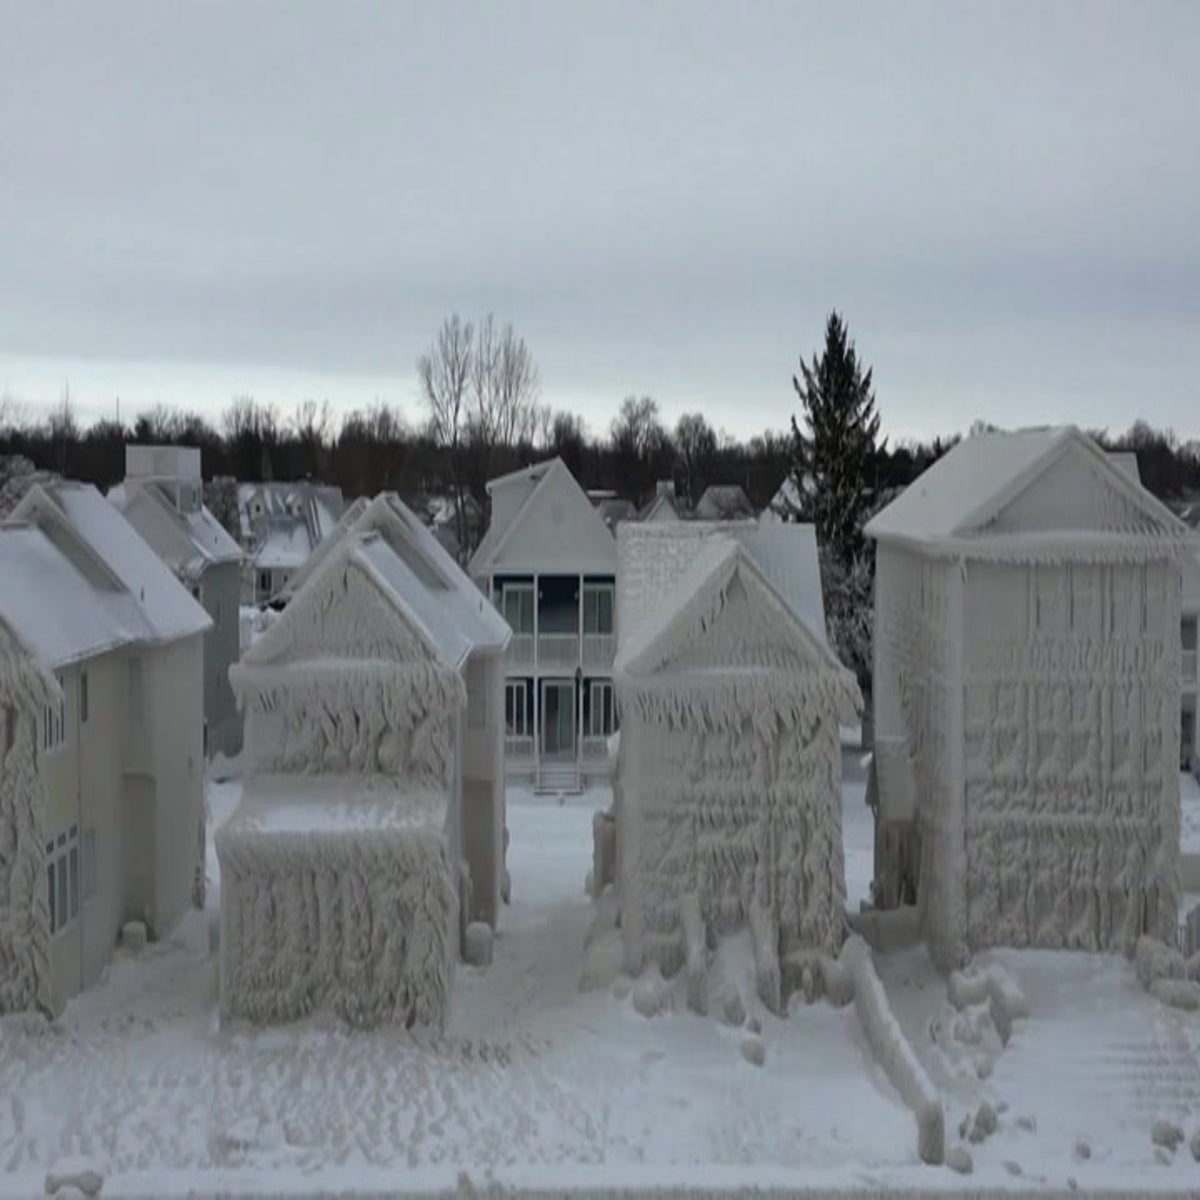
[47,826,80,935]
[588,680,615,737]
[501,585,534,635]
[505,681,529,737]
[43,674,66,753]
[583,584,614,635]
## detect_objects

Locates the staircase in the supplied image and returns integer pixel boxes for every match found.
[534,762,582,795]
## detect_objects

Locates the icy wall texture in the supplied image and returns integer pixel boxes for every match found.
[874,544,962,966]
[962,560,1180,952]
[619,574,852,979]
[0,626,57,1015]
[218,821,458,1029]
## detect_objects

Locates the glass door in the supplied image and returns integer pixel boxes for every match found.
[540,680,576,761]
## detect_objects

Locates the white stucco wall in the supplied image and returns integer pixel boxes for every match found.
[201,560,243,756]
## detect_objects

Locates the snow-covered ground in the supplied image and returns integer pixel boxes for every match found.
[0,773,1197,1197]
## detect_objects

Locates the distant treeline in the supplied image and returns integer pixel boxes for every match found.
[1,393,1196,513]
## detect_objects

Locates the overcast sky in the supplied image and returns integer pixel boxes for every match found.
[1,1,1197,443]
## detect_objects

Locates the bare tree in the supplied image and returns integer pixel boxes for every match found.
[418,314,475,551]
[675,411,718,505]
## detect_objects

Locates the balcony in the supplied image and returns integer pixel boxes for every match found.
[1185,649,1197,686]
[507,634,535,668]
[503,631,615,671]
[583,633,616,669]
[581,735,610,763]
[505,734,534,762]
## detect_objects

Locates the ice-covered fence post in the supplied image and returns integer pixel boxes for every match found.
[841,934,945,1165]
[748,900,782,1015]
[679,893,707,1015]
[592,809,616,899]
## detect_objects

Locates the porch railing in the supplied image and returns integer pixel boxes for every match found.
[581,735,609,762]
[505,735,534,761]
[582,633,616,669]
[506,634,535,668]
[538,633,580,668]
[1184,649,1197,685]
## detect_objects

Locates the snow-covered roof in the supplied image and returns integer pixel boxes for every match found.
[227,774,449,836]
[470,456,616,577]
[0,524,152,668]
[244,493,509,672]
[237,481,344,546]
[1108,450,1141,483]
[694,484,755,521]
[109,479,242,578]
[13,482,211,646]
[0,482,211,668]
[616,521,833,673]
[866,425,1189,553]
[252,520,317,569]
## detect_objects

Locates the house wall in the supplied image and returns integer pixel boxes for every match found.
[961,558,1181,953]
[872,541,963,966]
[40,654,129,1010]
[201,560,243,756]
[460,650,505,926]
[145,634,206,939]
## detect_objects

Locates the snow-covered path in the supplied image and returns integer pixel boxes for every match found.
[0,782,917,1198]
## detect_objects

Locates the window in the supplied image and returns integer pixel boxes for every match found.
[505,680,530,738]
[192,585,202,601]
[587,679,616,738]
[128,657,144,719]
[46,826,80,936]
[257,570,272,598]
[82,827,97,900]
[583,583,615,635]
[80,671,89,725]
[500,584,534,635]
[43,673,66,753]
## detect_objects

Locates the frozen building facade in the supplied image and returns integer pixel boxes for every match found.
[470,458,618,793]
[0,482,210,1014]
[110,445,244,756]
[610,521,859,1009]
[219,494,510,1029]
[237,481,345,605]
[867,427,1189,968]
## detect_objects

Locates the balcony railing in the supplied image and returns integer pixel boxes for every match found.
[503,630,615,671]
[538,633,580,668]
[506,634,535,668]
[1185,649,1197,685]
[581,735,610,762]
[582,633,616,669]
[505,735,534,761]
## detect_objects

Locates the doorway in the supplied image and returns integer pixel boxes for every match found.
[540,679,576,762]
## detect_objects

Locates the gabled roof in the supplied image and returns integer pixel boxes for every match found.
[865,426,1190,552]
[248,493,509,671]
[616,521,832,670]
[615,535,848,689]
[694,484,755,521]
[470,456,615,577]
[12,482,211,647]
[109,480,242,578]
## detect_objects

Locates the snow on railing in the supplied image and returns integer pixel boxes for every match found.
[505,634,534,668]
[505,735,534,761]
[582,633,616,669]
[581,735,609,761]
[538,633,579,668]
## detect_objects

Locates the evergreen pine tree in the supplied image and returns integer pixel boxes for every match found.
[789,311,882,569]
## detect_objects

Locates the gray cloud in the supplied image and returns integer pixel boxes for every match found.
[1,1,1197,440]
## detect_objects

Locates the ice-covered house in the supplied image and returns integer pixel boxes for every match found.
[238,481,344,605]
[866,426,1190,967]
[470,457,618,792]
[110,445,244,756]
[608,521,860,1011]
[0,482,210,1014]
[219,499,511,1029]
